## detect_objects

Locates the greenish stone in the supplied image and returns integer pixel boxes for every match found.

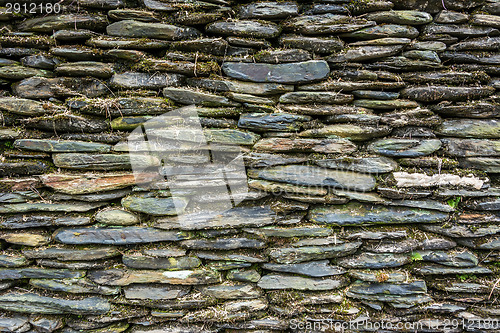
[420,224,500,238]
[107,20,200,40]
[222,60,330,84]
[0,97,63,116]
[347,281,431,307]
[205,129,260,145]
[417,250,478,267]
[187,77,294,96]
[461,157,500,172]
[365,10,433,25]
[308,202,448,226]
[258,274,347,291]
[88,37,168,49]
[299,80,405,91]
[269,242,362,264]
[349,271,406,282]
[244,153,308,168]
[337,253,410,269]
[227,269,261,283]
[23,247,120,261]
[122,255,201,270]
[238,113,311,132]
[54,227,189,245]
[248,165,376,192]
[0,293,110,314]
[52,153,159,170]
[315,157,397,173]
[0,255,28,268]
[423,23,499,38]
[368,138,442,157]
[1,214,91,229]
[194,251,266,263]
[122,194,188,216]
[449,36,500,51]
[431,101,499,118]
[206,20,281,38]
[436,119,500,139]
[163,87,239,107]
[0,65,51,80]
[262,260,345,277]
[352,90,400,100]
[227,92,274,105]
[95,209,139,226]
[55,61,113,79]
[14,139,111,153]
[299,124,391,141]
[341,24,419,39]
[279,35,344,54]
[239,2,298,19]
[0,202,104,214]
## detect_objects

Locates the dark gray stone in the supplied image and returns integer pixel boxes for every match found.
[181,238,266,250]
[206,20,280,38]
[269,242,361,264]
[107,20,200,40]
[239,2,298,19]
[262,260,345,277]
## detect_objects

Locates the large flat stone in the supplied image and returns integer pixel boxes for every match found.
[52,153,159,170]
[436,119,500,139]
[122,194,188,216]
[253,138,357,153]
[338,253,410,269]
[239,2,298,19]
[0,293,110,314]
[54,227,188,245]
[107,20,200,40]
[186,78,294,96]
[248,165,376,192]
[0,268,83,280]
[308,202,449,226]
[124,284,191,300]
[279,91,353,104]
[222,60,329,84]
[0,202,104,214]
[19,14,107,32]
[238,113,311,132]
[341,24,419,39]
[402,86,495,102]
[181,238,266,250]
[163,87,239,107]
[88,269,221,286]
[315,157,397,173]
[262,260,345,277]
[122,255,200,270]
[206,20,280,38]
[23,247,120,261]
[368,138,442,157]
[269,242,362,264]
[283,14,375,35]
[40,173,151,195]
[110,72,183,89]
[365,10,433,25]
[258,274,347,290]
[14,139,111,153]
[299,124,391,141]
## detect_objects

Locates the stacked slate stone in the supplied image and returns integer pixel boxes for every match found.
[0,0,500,331]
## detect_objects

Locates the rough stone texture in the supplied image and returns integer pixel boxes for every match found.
[0,1,499,329]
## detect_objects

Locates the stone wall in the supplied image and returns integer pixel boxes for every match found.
[0,0,499,331]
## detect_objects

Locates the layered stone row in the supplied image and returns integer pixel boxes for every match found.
[1,0,500,332]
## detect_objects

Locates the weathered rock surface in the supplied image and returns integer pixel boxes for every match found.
[107,20,200,40]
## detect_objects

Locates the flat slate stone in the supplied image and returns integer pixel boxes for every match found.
[124,284,191,300]
[347,281,428,305]
[244,225,332,237]
[238,113,311,132]
[122,255,201,270]
[19,14,108,32]
[0,293,110,315]
[181,238,266,250]
[0,268,84,280]
[0,255,28,268]
[239,2,298,19]
[88,269,221,286]
[418,250,478,267]
[95,209,139,226]
[365,10,433,25]
[41,173,150,195]
[206,20,281,38]
[186,78,294,96]
[247,165,376,192]
[431,101,499,119]
[279,91,353,104]
[341,24,419,39]
[401,86,495,102]
[155,206,277,230]
[0,97,60,116]
[23,247,120,261]
[110,72,184,89]
[329,45,404,63]
[315,157,397,173]
[0,316,29,332]
[52,153,159,170]
[14,139,111,153]
[279,35,344,54]
[54,227,188,245]
[338,253,410,269]
[269,242,362,264]
[436,119,500,139]
[262,260,345,277]
[0,214,91,229]
[222,60,329,84]
[55,61,113,78]
[414,265,492,275]
[308,202,449,226]
[201,283,262,299]
[368,138,442,157]
[0,202,105,214]
[299,124,391,141]
[163,87,239,106]
[258,274,347,290]
[107,20,200,40]
[122,194,188,216]
[423,23,499,38]
[283,14,375,35]
[253,138,357,153]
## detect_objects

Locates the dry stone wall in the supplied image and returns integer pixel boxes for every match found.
[0,0,500,331]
